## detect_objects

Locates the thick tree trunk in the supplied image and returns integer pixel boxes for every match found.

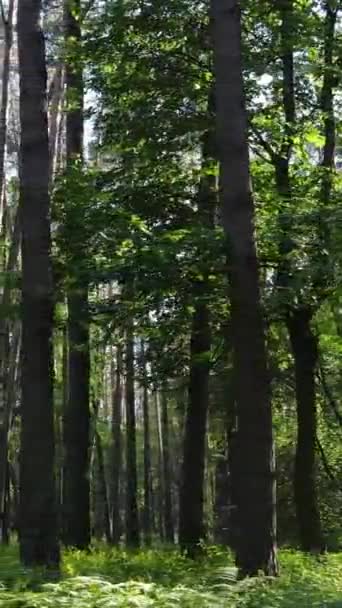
[111,344,123,544]
[17,0,59,567]
[62,0,90,549]
[211,0,277,576]
[161,389,174,543]
[125,324,140,546]
[179,298,210,555]
[287,309,324,551]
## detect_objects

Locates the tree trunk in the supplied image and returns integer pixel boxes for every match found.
[211,0,277,576]
[287,309,324,551]
[94,409,112,543]
[273,0,325,552]
[62,0,90,549]
[179,298,211,555]
[17,0,59,567]
[0,210,20,533]
[111,343,123,544]
[155,389,165,541]
[161,389,174,543]
[48,65,63,185]
[142,344,152,545]
[125,324,140,546]
[0,0,14,206]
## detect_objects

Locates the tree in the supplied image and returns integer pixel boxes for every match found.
[211,0,278,576]
[17,0,59,567]
[62,0,91,549]
[125,318,140,546]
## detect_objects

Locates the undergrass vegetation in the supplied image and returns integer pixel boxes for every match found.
[0,545,341,607]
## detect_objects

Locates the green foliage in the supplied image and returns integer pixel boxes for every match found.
[0,547,342,607]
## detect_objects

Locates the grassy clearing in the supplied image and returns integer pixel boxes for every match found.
[0,545,341,607]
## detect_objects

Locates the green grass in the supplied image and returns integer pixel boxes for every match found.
[0,545,341,607]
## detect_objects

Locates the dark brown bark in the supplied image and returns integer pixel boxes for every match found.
[179,297,211,555]
[111,344,123,544]
[62,0,90,549]
[287,309,323,551]
[17,0,59,567]
[125,324,140,546]
[63,289,90,548]
[178,91,216,556]
[273,0,325,552]
[211,0,277,576]
[161,389,174,543]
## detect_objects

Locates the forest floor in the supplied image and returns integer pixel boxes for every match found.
[0,545,341,607]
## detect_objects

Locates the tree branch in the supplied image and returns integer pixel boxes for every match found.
[317,359,342,427]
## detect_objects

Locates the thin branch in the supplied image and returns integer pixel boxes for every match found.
[316,435,339,486]
[250,125,278,162]
[317,359,342,427]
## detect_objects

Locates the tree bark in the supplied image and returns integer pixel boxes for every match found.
[273,0,325,552]
[161,389,174,543]
[111,343,123,544]
[93,406,112,543]
[62,0,90,549]
[287,309,323,551]
[141,343,152,545]
[125,323,140,546]
[211,0,277,576]
[0,0,14,207]
[17,0,59,567]
[179,297,211,555]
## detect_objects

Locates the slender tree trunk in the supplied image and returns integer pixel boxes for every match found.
[178,104,215,555]
[48,65,63,185]
[161,389,174,543]
[0,0,14,206]
[211,0,277,576]
[125,323,140,546]
[62,0,90,549]
[273,0,326,552]
[111,344,123,544]
[93,407,112,543]
[142,344,152,545]
[0,210,20,531]
[17,0,59,567]
[155,389,165,541]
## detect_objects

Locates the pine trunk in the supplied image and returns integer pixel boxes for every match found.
[125,324,140,546]
[18,0,59,566]
[111,344,123,544]
[287,309,324,551]
[161,390,174,543]
[211,0,277,576]
[179,299,210,554]
[62,0,90,549]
